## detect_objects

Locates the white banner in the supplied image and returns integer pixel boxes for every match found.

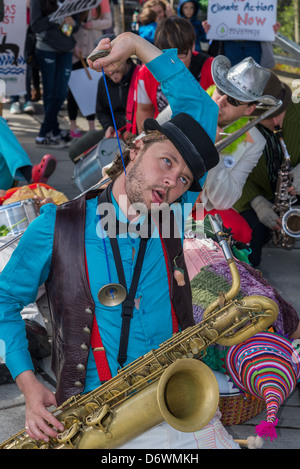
[50,0,102,22]
[0,0,26,96]
[207,0,277,42]
[68,67,102,116]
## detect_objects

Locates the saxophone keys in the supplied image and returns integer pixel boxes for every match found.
[56,422,81,448]
[85,404,113,439]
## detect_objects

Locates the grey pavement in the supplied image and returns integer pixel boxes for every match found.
[0,99,300,449]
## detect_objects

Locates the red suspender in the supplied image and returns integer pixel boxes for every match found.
[125,65,141,132]
[158,233,180,334]
[85,252,112,381]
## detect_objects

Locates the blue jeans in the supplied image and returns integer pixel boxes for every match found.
[36,49,72,137]
[223,41,262,66]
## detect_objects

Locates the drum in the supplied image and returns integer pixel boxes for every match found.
[0,199,39,235]
[73,137,125,192]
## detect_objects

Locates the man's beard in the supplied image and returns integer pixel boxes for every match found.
[125,157,170,211]
[125,157,148,207]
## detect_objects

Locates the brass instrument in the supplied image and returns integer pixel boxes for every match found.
[215,99,282,153]
[203,215,279,345]
[272,126,300,249]
[0,215,279,450]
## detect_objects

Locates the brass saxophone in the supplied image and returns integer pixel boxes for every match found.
[0,216,279,450]
[272,126,300,249]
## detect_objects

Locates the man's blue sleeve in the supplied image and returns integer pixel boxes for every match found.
[145,48,218,143]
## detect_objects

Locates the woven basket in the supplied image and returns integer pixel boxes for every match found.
[219,394,266,426]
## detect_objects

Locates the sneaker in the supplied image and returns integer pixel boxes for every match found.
[70,129,82,138]
[35,136,62,147]
[31,154,57,183]
[59,129,72,143]
[10,101,22,114]
[23,100,35,113]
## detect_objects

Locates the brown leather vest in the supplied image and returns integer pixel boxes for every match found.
[45,189,194,405]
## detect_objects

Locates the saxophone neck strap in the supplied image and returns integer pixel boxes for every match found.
[98,183,150,368]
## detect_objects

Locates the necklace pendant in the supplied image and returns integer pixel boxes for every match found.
[97,283,127,307]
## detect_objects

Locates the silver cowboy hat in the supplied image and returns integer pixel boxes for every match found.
[211,55,278,105]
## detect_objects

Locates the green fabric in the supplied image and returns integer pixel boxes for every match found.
[202,346,228,372]
[191,267,244,309]
[206,85,249,154]
[191,267,244,372]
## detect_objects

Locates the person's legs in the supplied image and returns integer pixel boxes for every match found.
[36,49,72,138]
[241,41,261,64]
[240,208,270,267]
[51,51,73,137]
[223,40,261,66]
[23,64,35,113]
[223,41,245,66]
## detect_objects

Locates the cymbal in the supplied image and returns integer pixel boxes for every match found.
[97,283,127,307]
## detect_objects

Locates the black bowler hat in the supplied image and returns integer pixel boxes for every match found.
[143,113,219,192]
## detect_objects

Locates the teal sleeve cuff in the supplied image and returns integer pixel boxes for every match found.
[6,349,35,380]
[146,49,185,83]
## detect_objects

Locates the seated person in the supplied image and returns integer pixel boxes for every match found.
[68,35,140,162]
[234,84,300,267]
[158,55,277,244]
[0,32,241,450]
[0,116,57,192]
[134,15,214,134]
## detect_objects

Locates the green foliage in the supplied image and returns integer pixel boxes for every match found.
[277,0,295,40]
[198,0,208,12]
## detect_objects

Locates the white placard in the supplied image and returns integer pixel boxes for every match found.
[68,67,102,117]
[207,0,277,42]
[50,0,102,22]
[0,0,26,96]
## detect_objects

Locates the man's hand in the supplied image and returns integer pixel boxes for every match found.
[105,126,116,139]
[250,195,281,230]
[16,370,64,442]
[87,32,162,75]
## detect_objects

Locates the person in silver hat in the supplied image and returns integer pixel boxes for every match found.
[201,55,277,215]
[158,55,277,244]
[234,75,300,267]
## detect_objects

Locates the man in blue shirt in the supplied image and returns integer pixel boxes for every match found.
[0,33,220,448]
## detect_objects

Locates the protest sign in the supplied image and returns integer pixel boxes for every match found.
[50,0,102,22]
[68,67,102,116]
[207,0,277,42]
[0,0,26,96]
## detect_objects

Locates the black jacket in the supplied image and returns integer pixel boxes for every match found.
[30,0,80,52]
[96,60,137,133]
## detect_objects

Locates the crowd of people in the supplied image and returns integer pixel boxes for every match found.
[0,0,300,451]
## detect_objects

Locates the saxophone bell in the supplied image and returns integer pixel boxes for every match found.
[272,128,300,249]
[282,208,300,239]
